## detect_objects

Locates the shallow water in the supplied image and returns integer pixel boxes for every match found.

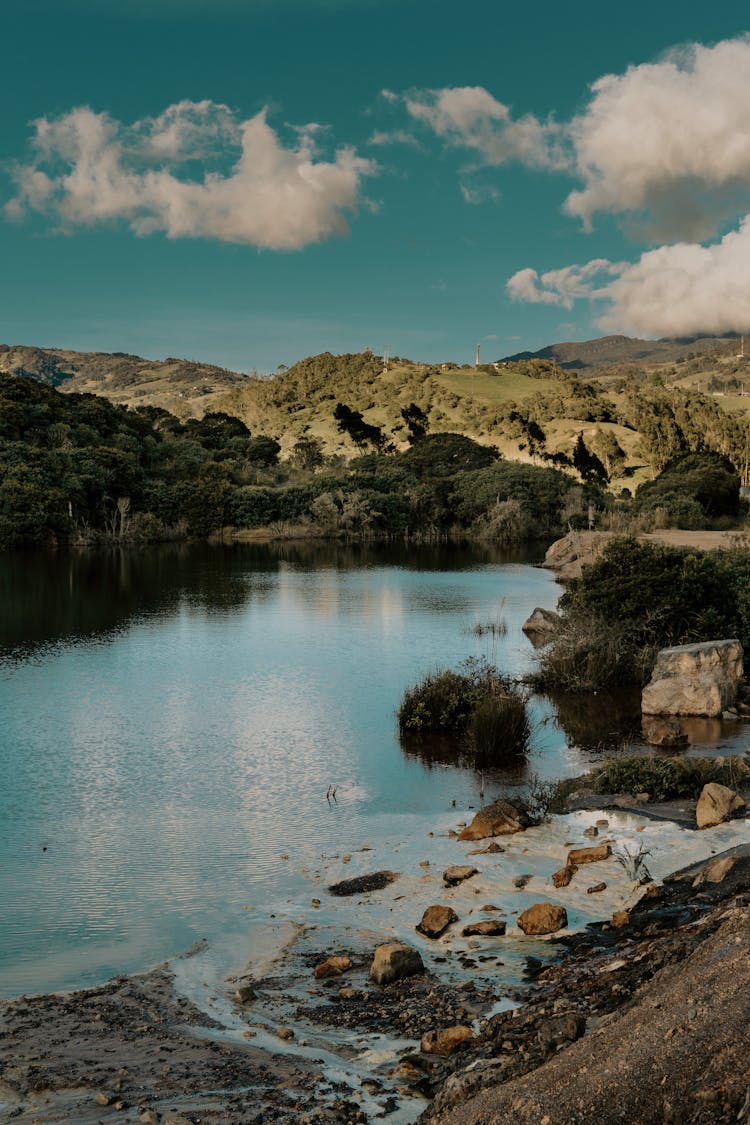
[1,541,748,998]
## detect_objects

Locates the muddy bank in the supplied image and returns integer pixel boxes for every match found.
[4,803,750,1124]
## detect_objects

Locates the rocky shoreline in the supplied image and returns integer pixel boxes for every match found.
[3,790,750,1124]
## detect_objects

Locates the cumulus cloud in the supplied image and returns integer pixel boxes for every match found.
[508,217,750,336]
[6,100,376,250]
[564,36,750,236]
[391,86,566,170]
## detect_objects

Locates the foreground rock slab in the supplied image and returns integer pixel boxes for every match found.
[642,639,744,717]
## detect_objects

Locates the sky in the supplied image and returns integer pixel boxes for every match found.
[3,0,750,372]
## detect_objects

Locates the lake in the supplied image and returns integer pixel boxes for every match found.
[0,541,743,998]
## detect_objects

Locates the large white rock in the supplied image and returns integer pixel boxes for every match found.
[642,640,744,717]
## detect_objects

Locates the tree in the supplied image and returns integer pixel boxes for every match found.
[333,403,388,452]
[572,434,609,485]
[400,402,429,443]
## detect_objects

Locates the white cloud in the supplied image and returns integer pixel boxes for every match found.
[507,259,622,308]
[7,101,376,250]
[459,181,501,206]
[508,217,750,337]
[564,36,750,236]
[396,86,567,170]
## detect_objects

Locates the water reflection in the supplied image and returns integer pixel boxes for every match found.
[548,690,643,755]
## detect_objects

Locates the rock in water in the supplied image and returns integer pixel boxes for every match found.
[642,639,744,717]
[443,865,479,886]
[462,920,506,937]
[696,783,745,829]
[369,943,425,985]
[522,607,561,638]
[458,798,530,841]
[552,863,576,888]
[642,717,689,748]
[314,955,352,979]
[417,905,459,938]
[421,1026,475,1055]
[567,844,611,865]
[517,903,568,935]
[328,870,398,896]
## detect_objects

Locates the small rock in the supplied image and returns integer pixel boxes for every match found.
[587,882,607,894]
[462,920,506,937]
[696,783,745,829]
[481,903,502,912]
[277,1026,295,1040]
[370,942,425,985]
[139,1112,159,1125]
[513,874,532,889]
[552,863,576,888]
[95,1093,113,1107]
[417,904,459,938]
[314,955,352,979]
[517,903,568,936]
[596,819,609,828]
[328,870,398,896]
[538,1012,586,1052]
[443,865,479,886]
[342,854,351,864]
[612,910,630,928]
[421,1026,475,1055]
[583,826,599,838]
[339,987,357,999]
[234,983,257,1004]
[458,798,530,841]
[311,898,321,907]
[567,844,611,865]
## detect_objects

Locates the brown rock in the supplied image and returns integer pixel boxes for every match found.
[443,864,479,886]
[693,856,737,887]
[458,798,530,841]
[642,717,689,748]
[587,882,607,894]
[513,874,532,889]
[369,942,425,985]
[314,955,352,979]
[552,863,576,888]
[276,1026,295,1040]
[462,920,506,937]
[517,903,568,935]
[568,844,611,865]
[612,910,630,928]
[233,983,257,1004]
[95,1093,113,1107]
[696,783,745,829]
[417,904,459,938]
[421,1026,475,1055]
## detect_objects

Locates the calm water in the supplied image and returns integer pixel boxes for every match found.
[0,542,742,998]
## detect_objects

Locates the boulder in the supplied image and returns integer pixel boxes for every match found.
[233,983,257,1004]
[696,783,745,829]
[612,910,630,928]
[417,905,459,938]
[421,1026,475,1055]
[542,532,612,582]
[517,903,568,935]
[568,844,611,865]
[369,943,425,986]
[522,607,561,638]
[462,920,506,937]
[642,717,689,749]
[458,798,530,841]
[314,955,352,980]
[443,865,478,886]
[642,640,744,718]
[587,882,607,894]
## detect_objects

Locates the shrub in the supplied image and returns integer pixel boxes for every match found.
[470,692,530,764]
[533,614,655,693]
[591,755,745,802]
[398,669,482,733]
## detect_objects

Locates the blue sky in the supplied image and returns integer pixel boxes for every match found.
[3,0,750,371]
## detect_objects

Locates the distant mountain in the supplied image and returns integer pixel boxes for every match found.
[500,334,740,370]
[0,343,249,416]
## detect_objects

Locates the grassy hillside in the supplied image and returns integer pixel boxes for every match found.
[0,343,248,417]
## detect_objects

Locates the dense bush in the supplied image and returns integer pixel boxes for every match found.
[592,756,744,802]
[398,660,531,763]
[636,452,740,521]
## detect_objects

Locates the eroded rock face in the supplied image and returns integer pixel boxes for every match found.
[642,640,744,717]
[369,943,424,986]
[696,783,745,829]
[417,905,459,939]
[421,1026,475,1055]
[458,799,530,841]
[517,903,568,936]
